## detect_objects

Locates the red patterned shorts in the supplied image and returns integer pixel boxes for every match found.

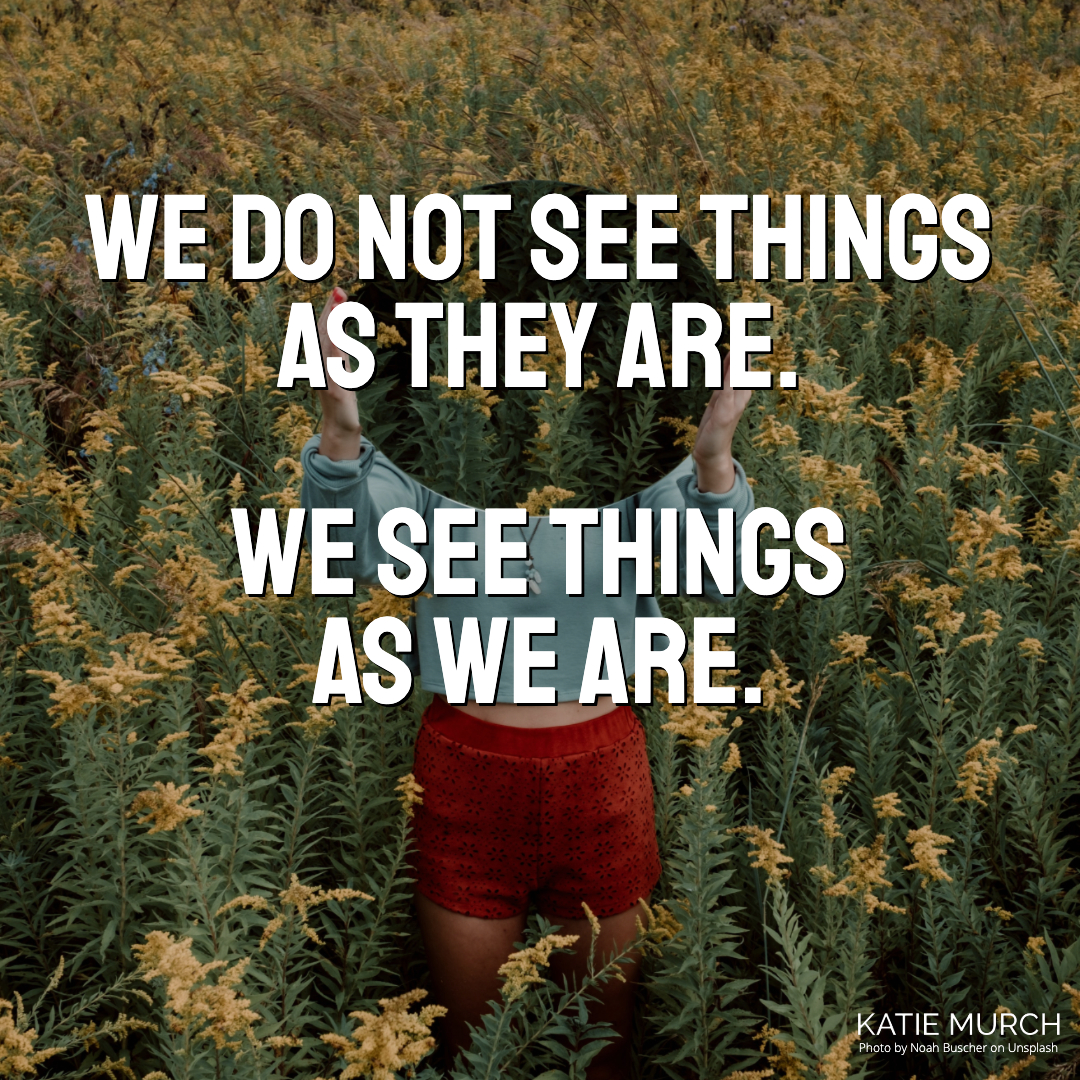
[411,698,662,921]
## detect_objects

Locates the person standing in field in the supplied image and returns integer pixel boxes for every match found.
[301,283,754,1078]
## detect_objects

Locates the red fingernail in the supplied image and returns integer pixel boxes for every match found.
[332,287,347,303]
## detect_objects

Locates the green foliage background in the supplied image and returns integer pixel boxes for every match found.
[3,0,1080,1077]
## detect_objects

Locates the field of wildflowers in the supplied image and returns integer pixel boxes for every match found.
[4,0,1080,1076]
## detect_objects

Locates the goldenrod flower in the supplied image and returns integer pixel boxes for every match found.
[0,998,63,1076]
[751,414,799,452]
[904,826,954,887]
[130,782,201,835]
[829,633,870,666]
[818,804,842,841]
[955,738,1004,806]
[395,773,424,818]
[873,793,905,820]
[376,322,406,348]
[984,1058,1035,1080]
[799,455,881,512]
[320,989,446,1080]
[817,1031,859,1080]
[1017,637,1043,660]
[960,609,1002,649]
[824,835,905,915]
[729,826,794,885]
[985,905,1013,922]
[431,367,500,418]
[133,933,259,1050]
[756,1025,808,1079]
[954,442,1008,483]
[516,485,575,516]
[660,415,699,453]
[498,934,579,1002]
[199,680,286,777]
[820,766,855,799]
[355,587,416,624]
[754,652,804,715]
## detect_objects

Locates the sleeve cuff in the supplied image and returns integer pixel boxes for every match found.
[300,434,376,490]
[679,458,754,513]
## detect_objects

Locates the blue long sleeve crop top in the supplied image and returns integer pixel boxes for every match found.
[299,434,754,703]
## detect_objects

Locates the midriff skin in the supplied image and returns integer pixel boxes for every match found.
[443,695,619,728]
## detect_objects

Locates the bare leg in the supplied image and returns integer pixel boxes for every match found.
[546,903,646,1080]
[416,893,645,1079]
[415,892,527,1065]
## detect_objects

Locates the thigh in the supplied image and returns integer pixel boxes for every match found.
[415,892,527,1059]
[546,903,647,1078]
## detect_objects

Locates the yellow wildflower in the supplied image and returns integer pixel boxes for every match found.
[904,826,954,887]
[320,989,446,1080]
[431,367,500,418]
[155,731,190,753]
[1062,983,1080,1033]
[25,671,101,726]
[754,651,804,714]
[873,793,905,820]
[1031,409,1056,429]
[824,835,906,915]
[1013,724,1037,735]
[288,705,340,741]
[798,378,862,425]
[396,773,424,818]
[752,414,799,452]
[498,934,580,1002]
[377,322,406,348]
[960,610,1002,649]
[660,415,699,453]
[729,826,794,885]
[955,738,1005,806]
[1026,936,1046,957]
[799,455,882,512]
[154,548,242,649]
[818,804,842,840]
[820,766,856,799]
[271,404,315,455]
[0,998,63,1075]
[817,1031,859,1080]
[984,1059,1035,1080]
[1017,638,1043,660]
[355,587,415,624]
[985,905,1013,922]
[0,733,16,772]
[198,680,286,776]
[132,933,259,1050]
[756,1025,808,1079]
[517,485,576,516]
[130,782,201,834]
[829,633,869,666]
[722,743,742,772]
[955,443,1008,482]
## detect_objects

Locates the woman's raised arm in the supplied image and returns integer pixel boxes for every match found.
[315,287,364,461]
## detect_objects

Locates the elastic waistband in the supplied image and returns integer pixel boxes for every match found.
[421,697,639,757]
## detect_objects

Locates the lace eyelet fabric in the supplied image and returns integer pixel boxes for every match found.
[411,698,661,921]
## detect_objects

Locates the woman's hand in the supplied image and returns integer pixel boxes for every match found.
[315,287,363,461]
[692,352,753,494]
